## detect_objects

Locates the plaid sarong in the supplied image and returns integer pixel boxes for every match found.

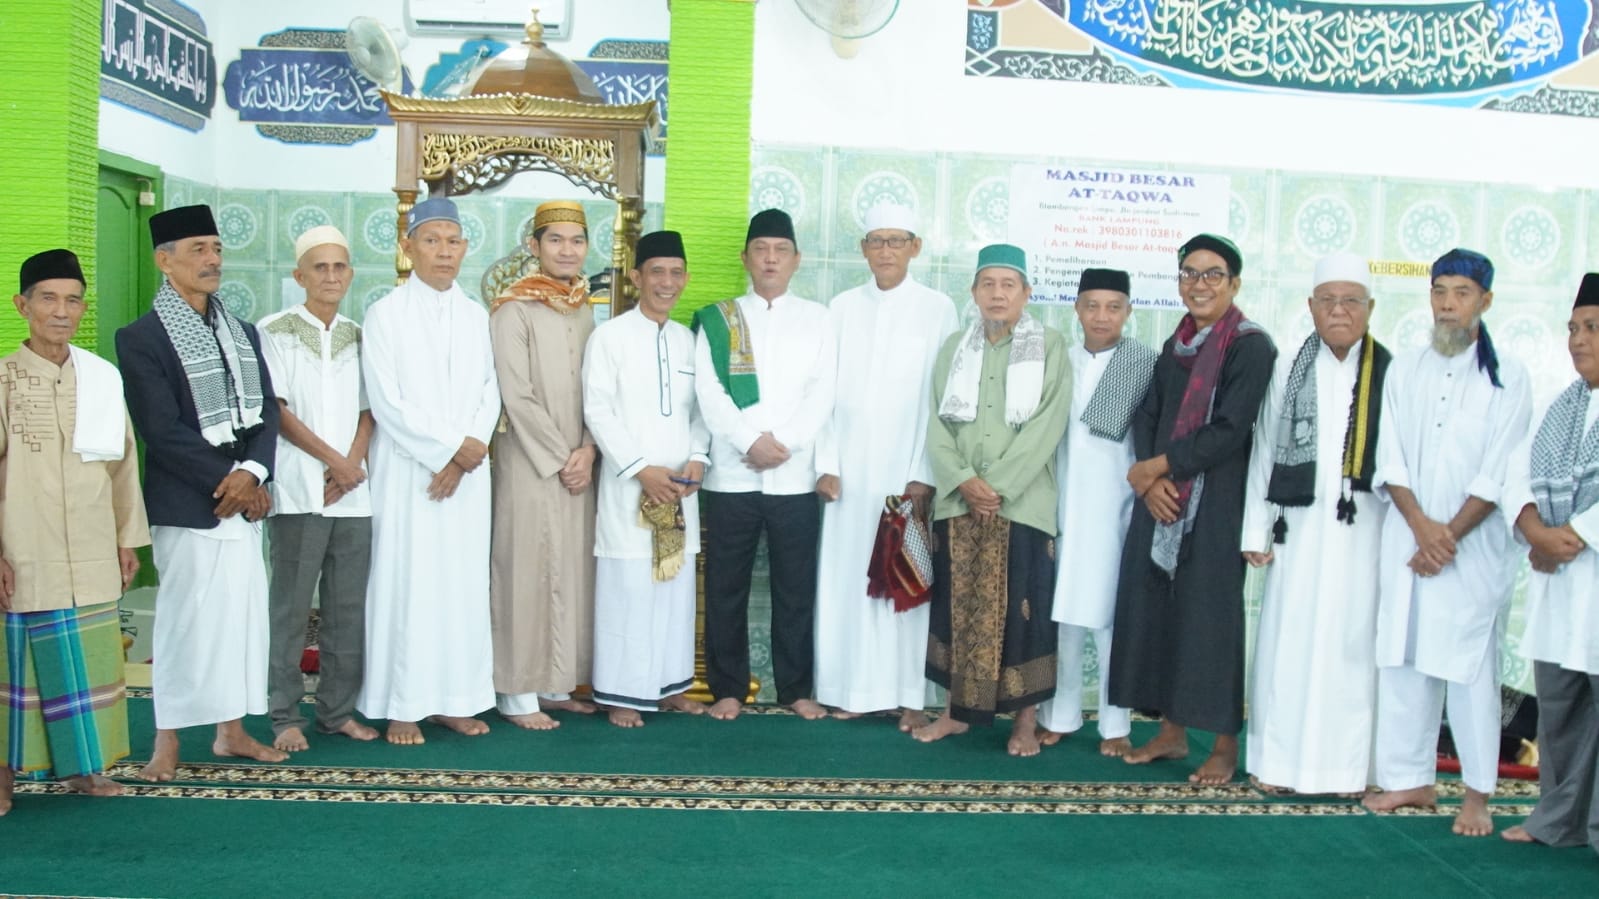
[2,602,129,780]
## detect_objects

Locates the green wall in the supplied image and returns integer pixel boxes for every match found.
[664,0,755,325]
[0,2,102,354]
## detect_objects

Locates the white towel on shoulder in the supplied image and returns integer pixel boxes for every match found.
[68,344,126,462]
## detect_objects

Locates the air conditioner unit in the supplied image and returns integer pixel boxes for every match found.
[406,0,572,40]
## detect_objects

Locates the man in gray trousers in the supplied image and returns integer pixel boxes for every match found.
[256,225,379,750]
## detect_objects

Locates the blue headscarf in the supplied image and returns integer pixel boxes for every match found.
[1431,248,1502,388]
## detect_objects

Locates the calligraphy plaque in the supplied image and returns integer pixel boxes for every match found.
[223,30,414,146]
[966,1,1599,117]
[100,0,216,131]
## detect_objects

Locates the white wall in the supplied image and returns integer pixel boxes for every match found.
[100,0,670,198]
[752,2,1599,190]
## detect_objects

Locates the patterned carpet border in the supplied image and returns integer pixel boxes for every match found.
[11,762,1536,817]
[95,760,1539,800]
[14,780,1443,815]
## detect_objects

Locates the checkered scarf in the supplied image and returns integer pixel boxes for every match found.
[1080,339,1157,441]
[1530,379,1599,527]
[151,280,264,447]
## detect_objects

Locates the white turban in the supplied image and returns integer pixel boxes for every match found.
[1312,251,1371,292]
[864,203,916,235]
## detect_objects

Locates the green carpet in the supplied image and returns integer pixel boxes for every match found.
[1,697,1594,897]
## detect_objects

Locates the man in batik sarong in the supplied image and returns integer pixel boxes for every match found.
[916,243,1072,756]
[1,249,150,814]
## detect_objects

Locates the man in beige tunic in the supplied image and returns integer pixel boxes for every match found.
[490,200,598,728]
[1,249,149,814]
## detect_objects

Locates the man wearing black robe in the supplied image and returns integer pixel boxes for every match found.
[1107,233,1276,785]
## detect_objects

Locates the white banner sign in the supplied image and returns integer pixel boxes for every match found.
[1007,165,1231,309]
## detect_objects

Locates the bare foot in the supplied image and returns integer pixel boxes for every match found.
[214,722,290,763]
[273,726,310,753]
[1124,721,1189,766]
[790,698,828,720]
[541,697,598,715]
[1035,727,1065,747]
[428,715,490,736]
[898,709,929,732]
[139,729,180,782]
[502,711,560,730]
[607,707,645,728]
[1453,788,1494,837]
[1189,736,1238,785]
[661,693,709,715]
[333,719,380,741]
[832,709,862,720]
[1099,736,1132,757]
[1501,824,1538,844]
[0,767,13,815]
[912,714,969,743]
[62,773,124,797]
[709,698,743,721]
[1008,707,1042,756]
[1362,784,1437,812]
[386,720,426,745]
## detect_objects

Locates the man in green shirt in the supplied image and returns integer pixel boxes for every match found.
[914,244,1072,756]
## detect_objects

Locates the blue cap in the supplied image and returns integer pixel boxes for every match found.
[408,197,460,235]
[1431,248,1494,291]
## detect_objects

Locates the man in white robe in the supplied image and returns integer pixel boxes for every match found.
[117,204,286,779]
[1364,248,1532,837]
[358,198,501,745]
[583,231,710,728]
[813,204,958,730]
[1241,253,1390,795]
[1036,268,1154,756]
[1503,273,1599,854]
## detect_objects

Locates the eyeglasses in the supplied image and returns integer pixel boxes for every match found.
[1178,268,1230,285]
[863,235,914,249]
[1311,296,1371,311]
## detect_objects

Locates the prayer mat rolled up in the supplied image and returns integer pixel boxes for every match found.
[866,495,934,612]
[638,494,687,582]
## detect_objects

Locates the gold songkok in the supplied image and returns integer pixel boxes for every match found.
[533,200,587,232]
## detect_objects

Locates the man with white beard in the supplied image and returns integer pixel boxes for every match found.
[1242,252,1390,795]
[813,203,958,730]
[1036,268,1154,756]
[1364,248,1531,837]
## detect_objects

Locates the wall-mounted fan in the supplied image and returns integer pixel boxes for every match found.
[345,16,410,94]
[794,0,901,58]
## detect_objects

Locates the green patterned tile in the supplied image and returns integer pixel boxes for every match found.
[214,191,271,261]
[216,264,272,323]
[832,149,937,255]
[1277,173,1373,268]
[750,145,830,255]
[1378,180,1477,264]
[944,155,1011,253]
[1483,186,1577,283]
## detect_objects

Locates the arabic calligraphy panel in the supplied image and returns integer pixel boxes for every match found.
[965,0,1599,117]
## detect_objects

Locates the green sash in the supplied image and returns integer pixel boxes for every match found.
[691,299,760,410]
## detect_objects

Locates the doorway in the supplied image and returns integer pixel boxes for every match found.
[96,151,161,362]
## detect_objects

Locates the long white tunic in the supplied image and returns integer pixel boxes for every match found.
[1241,338,1385,794]
[583,309,710,559]
[1052,343,1137,630]
[812,277,958,713]
[357,278,501,721]
[1507,389,1599,675]
[1373,343,1531,683]
[694,291,836,495]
